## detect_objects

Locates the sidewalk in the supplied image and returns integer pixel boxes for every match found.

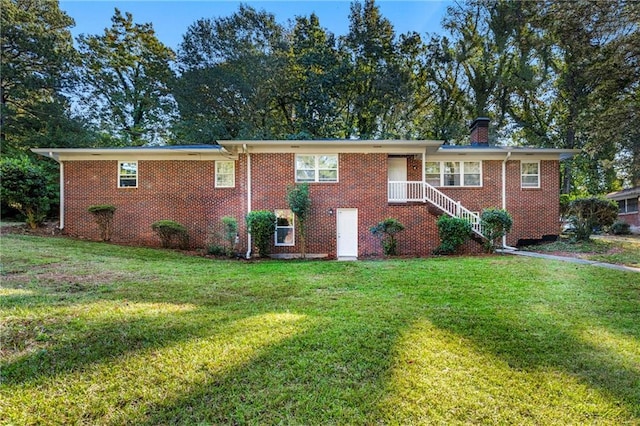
[498,249,640,273]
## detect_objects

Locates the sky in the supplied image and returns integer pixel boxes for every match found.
[59,0,453,50]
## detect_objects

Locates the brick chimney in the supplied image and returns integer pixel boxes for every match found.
[470,117,490,146]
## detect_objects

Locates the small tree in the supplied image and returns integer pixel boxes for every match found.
[434,215,472,255]
[567,197,618,241]
[370,218,405,256]
[481,208,513,252]
[0,157,51,229]
[151,220,189,249]
[221,216,238,255]
[246,210,276,257]
[286,183,311,258]
[87,204,116,241]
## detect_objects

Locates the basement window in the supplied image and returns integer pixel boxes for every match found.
[118,161,138,188]
[275,209,295,246]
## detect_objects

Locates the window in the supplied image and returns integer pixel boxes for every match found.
[618,197,639,214]
[425,162,440,186]
[275,209,295,246]
[296,154,338,182]
[521,161,540,188]
[118,161,137,188]
[215,161,235,188]
[425,161,482,187]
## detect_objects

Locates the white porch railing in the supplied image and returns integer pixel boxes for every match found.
[387,181,484,238]
[388,181,425,202]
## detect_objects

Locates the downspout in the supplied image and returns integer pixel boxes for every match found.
[244,144,252,259]
[502,151,517,250]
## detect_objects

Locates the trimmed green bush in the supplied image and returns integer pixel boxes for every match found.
[611,220,631,235]
[151,220,189,249]
[481,208,513,252]
[434,215,472,255]
[87,204,116,241]
[246,210,276,257]
[370,218,405,256]
[567,197,618,241]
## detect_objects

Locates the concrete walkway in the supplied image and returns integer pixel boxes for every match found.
[499,250,640,273]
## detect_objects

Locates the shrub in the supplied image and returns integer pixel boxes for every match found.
[567,197,618,241]
[87,204,116,241]
[207,244,228,256]
[0,156,51,228]
[287,183,311,258]
[481,208,513,252]
[610,220,631,235]
[434,215,472,255]
[221,216,238,255]
[246,210,276,257]
[370,218,405,256]
[151,220,189,249]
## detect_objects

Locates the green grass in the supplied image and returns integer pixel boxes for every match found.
[1,234,639,424]
[523,235,640,268]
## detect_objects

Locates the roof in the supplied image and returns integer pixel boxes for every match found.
[32,144,227,161]
[606,186,640,200]
[438,145,579,160]
[31,140,580,161]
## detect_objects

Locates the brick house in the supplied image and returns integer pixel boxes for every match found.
[606,187,640,232]
[33,118,577,258]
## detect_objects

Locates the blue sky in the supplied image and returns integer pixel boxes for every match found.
[60,1,453,50]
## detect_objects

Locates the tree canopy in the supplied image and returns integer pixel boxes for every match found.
[4,0,639,201]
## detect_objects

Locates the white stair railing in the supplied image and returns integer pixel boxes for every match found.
[423,182,484,237]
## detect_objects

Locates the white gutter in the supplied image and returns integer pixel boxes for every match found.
[502,152,517,250]
[244,145,252,259]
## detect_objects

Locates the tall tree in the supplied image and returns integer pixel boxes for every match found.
[342,0,413,138]
[76,9,176,146]
[532,0,638,193]
[0,0,78,154]
[174,5,290,141]
[288,14,346,138]
[421,35,468,143]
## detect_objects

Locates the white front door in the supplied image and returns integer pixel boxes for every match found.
[388,157,408,201]
[337,208,358,259]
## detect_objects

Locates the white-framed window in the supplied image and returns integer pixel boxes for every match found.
[521,161,540,188]
[617,198,638,214]
[425,161,482,187]
[118,161,138,188]
[295,154,338,183]
[275,209,295,246]
[215,160,235,188]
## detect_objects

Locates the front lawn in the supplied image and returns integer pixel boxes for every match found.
[1,235,639,424]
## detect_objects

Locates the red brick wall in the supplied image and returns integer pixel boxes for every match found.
[618,212,640,227]
[505,160,561,245]
[63,159,247,248]
[61,154,562,256]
